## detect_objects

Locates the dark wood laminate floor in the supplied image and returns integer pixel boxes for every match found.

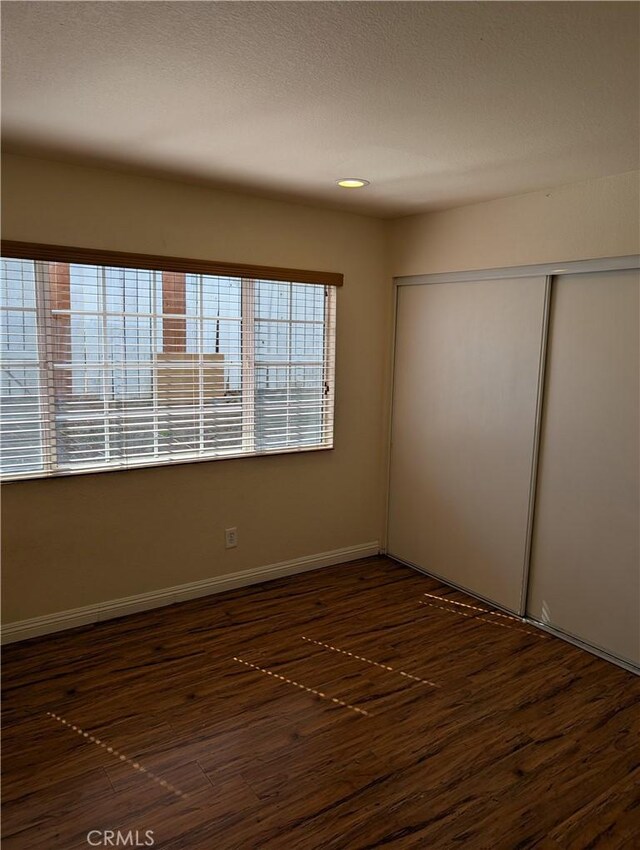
[2,556,639,849]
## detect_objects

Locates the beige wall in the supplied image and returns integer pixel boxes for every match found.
[390,171,640,277]
[1,153,391,623]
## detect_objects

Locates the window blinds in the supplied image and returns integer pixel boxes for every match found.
[0,254,336,479]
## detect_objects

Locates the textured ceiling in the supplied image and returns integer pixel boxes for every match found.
[2,1,638,217]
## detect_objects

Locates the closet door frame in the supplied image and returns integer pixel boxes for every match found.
[385,254,640,670]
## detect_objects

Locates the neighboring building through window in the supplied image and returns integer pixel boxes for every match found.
[0,250,337,479]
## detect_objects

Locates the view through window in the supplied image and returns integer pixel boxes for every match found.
[0,256,336,479]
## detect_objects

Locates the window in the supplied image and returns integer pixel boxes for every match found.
[0,244,338,480]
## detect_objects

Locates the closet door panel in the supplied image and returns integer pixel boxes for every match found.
[388,277,547,613]
[527,269,640,665]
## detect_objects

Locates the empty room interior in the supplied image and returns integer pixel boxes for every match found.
[1,2,639,848]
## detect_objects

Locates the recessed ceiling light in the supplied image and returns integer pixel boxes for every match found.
[336,178,370,189]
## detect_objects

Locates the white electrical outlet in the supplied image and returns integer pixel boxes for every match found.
[225,527,238,549]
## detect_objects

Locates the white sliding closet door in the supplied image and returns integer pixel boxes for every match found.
[527,269,640,666]
[388,277,548,613]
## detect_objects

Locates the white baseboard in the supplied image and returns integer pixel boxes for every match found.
[1,541,380,644]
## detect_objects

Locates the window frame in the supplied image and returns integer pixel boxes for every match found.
[1,241,341,481]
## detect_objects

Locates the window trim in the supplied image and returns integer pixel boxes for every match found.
[0,242,344,287]
[1,243,338,482]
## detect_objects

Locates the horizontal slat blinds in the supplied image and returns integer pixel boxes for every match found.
[0,255,336,480]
